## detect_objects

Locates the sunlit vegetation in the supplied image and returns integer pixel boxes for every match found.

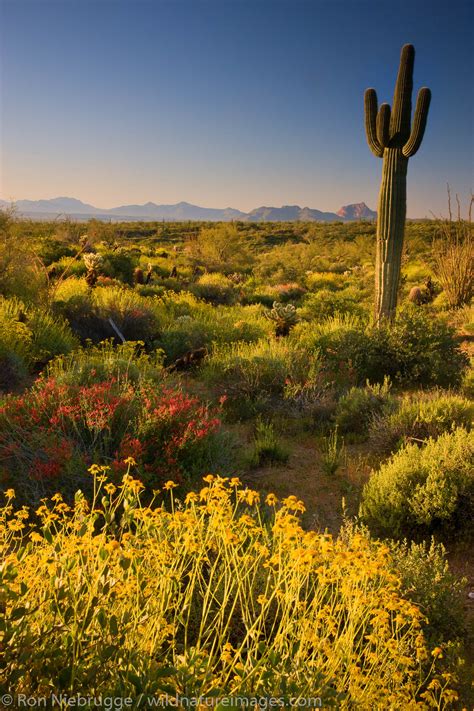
[0,211,472,704]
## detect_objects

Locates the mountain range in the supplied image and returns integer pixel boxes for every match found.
[0,197,377,222]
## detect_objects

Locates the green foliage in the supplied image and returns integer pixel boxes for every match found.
[0,297,78,389]
[432,206,473,309]
[188,224,256,274]
[383,306,468,388]
[191,272,239,305]
[335,377,394,438]
[389,538,465,644]
[294,307,468,389]
[369,390,474,454]
[360,428,474,538]
[155,294,271,363]
[321,425,345,475]
[250,417,289,467]
[0,208,48,301]
[46,340,165,387]
[53,282,162,344]
[202,338,313,417]
[101,250,139,285]
[299,288,368,321]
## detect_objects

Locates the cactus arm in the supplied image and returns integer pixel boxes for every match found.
[376,103,391,149]
[403,87,431,157]
[364,89,384,157]
[389,44,415,144]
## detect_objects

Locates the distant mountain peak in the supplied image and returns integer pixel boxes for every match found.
[337,202,376,220]
[0,197,377,222]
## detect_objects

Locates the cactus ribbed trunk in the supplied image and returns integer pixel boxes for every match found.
[375,148,408,320]
[364,44,431,324]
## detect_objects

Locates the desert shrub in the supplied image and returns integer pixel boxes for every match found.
[299,288,367,321]
[93,286,161,343]
[1,472,455,705]
[360,428,474,538]
[431,205,473,308]
[202,338,313,416]
[305,271,346,291]
[250,417,289,466]
[191,272,239,305]
[157,298,271,363]
[53,282,162,344]
[0,208,48,301]
[293,315,387,390]
[46,340,165,387]
[101,250,138,285]
[135,283,168,298]
[0,377,223,505]
[0,297,77,388]
[383,306,468,389]
[461,362,474,398]
[294,308,468,389]
[321,425,345,475]
[269,282,306,302]
[389,538,465,644]
[37,238,77,266]
[369,391,474,455]
[335,377,395,438]
[48,255,87,279]
[188,223,256,274]
[341,520,466,647]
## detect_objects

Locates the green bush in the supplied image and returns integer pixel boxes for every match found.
[53,282,162,344]
[191,272,239,305]
[360,428,474,538]
[157,296,271,363]
[293,307,468,389]
[335,377,395,438]
[300,288,368,321]
[389,538,465,644]
[305,271,346,291]
[46,340,164,387]
[101,250,138,285]
[0,297,78,389]
[383,306,469,389]
[202,338,313,417]
[369,391,474,454]
[250,417,289,466]
[293,315,387,390]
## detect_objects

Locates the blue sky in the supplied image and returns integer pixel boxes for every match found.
[0,0,472,216]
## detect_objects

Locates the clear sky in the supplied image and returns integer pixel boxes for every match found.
[0,0,472,216]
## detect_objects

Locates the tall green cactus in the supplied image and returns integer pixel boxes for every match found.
[365,44,431,322]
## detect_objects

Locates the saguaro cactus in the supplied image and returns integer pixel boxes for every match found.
[365,44,431,322]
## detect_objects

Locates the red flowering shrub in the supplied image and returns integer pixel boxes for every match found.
[0,377,222,504]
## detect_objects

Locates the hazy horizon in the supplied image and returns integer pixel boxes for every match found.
[1,0,472,218]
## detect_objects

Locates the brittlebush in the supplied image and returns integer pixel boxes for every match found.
[1,467,456,707]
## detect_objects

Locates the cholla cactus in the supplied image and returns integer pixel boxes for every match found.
[265,301,299,337]
[83,253,103,287]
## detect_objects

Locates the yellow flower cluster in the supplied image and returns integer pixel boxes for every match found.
[0,470,456,706]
